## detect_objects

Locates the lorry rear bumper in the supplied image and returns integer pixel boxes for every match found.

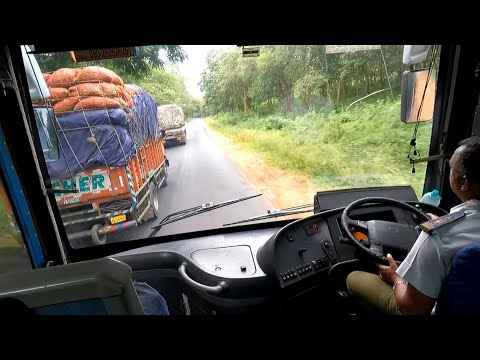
[67,220,138,241]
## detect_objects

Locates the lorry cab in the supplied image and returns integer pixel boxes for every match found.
[0,43,479,316]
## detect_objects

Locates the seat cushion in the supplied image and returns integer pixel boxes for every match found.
[436,245,480,315]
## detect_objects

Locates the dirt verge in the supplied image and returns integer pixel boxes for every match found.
[204,123,315,219]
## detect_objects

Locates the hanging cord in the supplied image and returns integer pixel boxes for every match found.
[97,82,130,166]
[72,79,116,180]
[407,45,440,173]
[380,46,394,99]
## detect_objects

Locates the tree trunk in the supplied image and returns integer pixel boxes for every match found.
[325,83,334,107]
[336,80,342,104]
[282,81,293,112]
[283,92,293,112]
[365,74,370,95]
[362,65,370,95]
[242,89,249,115]
[308,93,313,111]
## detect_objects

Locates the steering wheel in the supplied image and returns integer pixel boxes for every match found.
[341,197,433,265]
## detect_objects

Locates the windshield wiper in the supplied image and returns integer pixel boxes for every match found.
[223,203,314,226]
[149,194,262,237]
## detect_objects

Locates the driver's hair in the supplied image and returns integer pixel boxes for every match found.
[456,136,480,184]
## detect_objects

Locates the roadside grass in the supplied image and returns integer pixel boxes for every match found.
[206,98,433,198]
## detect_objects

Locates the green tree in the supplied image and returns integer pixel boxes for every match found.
[200,49,230,114]
[220,50,257,114]
[35,45,186,79]
[254,46,305,112]
[132,68,195,117]
[132,68,182,104]
[200,45,440,115]
[294,70,326,111]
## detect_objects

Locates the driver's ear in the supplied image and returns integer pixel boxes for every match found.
[461,175,469,192]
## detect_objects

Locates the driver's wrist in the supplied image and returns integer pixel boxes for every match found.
[388,274,402,286]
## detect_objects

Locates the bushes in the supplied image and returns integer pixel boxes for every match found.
[209,98,433,198]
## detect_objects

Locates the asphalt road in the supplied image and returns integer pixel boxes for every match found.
[105,118,274,244]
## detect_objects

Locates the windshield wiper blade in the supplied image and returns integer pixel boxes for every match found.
[149,194,262,236]
[223,203,314,226]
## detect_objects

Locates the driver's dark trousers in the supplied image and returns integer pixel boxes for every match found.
[346,271,402,315]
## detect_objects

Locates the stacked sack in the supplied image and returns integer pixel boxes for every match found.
[42,67,160,180]
[43,66,138,113]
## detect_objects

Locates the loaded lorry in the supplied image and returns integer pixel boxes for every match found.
[157,104,186,145]
[25,51,169,246]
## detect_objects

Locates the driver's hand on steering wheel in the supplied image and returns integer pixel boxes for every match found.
[427,213,440,220]
[377,254,399,286]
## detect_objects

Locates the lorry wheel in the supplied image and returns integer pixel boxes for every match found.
[160,168,168,188]
[91,224,107,245]
[150,183,160,218]
[161,176,168,188]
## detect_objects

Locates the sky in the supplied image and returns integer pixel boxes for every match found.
[167,45,233,98]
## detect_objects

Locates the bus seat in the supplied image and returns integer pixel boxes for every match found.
[435,244,480,315]
[0,257,145,315]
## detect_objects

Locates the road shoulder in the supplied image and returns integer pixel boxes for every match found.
[203,120,314,217]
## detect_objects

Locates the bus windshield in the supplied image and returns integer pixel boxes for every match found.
[23,44,439,249]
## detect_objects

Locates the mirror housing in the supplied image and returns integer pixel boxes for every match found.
[403,45,431,65]
[400,69,436,124]
[33,107,59,162]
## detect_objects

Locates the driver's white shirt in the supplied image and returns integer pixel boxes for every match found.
[396,199,480,299]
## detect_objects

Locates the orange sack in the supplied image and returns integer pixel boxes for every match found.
[125,84,141,96]
[43,73,52,84]
[117,86,134,107]
[73,97,123,111]
[69,82,121,98]
[48,68,78,89]
[49,87,69,101]
[53,97,80,113]
[76,66,124,86]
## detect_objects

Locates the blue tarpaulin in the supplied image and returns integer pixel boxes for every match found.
[128,85,161,146]
[46,86,159,180]
[55,108,129,130]
[47,125,136,180]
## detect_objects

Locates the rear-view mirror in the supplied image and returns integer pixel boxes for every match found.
[33,107,59,162]
[400,69,436,124]
[402,45,431,65]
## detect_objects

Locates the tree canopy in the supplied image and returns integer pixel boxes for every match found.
[35,45,187,79]
[200,45,436,115]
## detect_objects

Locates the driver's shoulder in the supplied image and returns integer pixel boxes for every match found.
[430,211,480,238]
[419,211,465,236]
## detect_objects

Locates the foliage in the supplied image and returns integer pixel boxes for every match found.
[35,45,186,79]
[208,96,433,198]
[200,45,438,114]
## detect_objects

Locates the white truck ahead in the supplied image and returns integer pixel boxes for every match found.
[157,104,186,145]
